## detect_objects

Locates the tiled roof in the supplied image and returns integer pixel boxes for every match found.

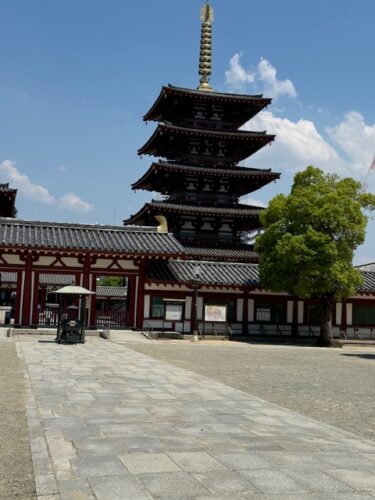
[40,274,75,285]
[359,271,375,293]
[0,219,185,255]
[142,201,262,217]
[184,246,258,262]
[0,273,75,285]
[143,85,271,122]
[132,161,280,192]
[146,262,375,293]
[0,183,16,193]
[356,263,375,272]
[96,286,127,298]
[138,123,275,157]
[146,260,260,288]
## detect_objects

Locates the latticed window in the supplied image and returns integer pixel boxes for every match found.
[255,303,285,322]
[353,304,375,325]
[151,297,164,318]
[306,304,322,324]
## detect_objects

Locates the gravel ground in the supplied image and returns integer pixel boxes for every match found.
[0,337,36,499]
[122,340,375,442]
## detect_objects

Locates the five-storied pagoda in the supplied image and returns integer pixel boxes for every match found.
[124,1,279,262]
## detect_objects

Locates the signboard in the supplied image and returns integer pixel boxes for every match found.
[204,305,227,322]
[165,304,183,321]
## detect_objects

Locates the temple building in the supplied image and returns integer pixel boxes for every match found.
[0,2,375,338]
[0,183,17,218]
[124,1,279,260]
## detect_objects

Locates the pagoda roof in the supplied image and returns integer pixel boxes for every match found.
[132,161,280,194]
[138,123,275,163]
[143,85,271,126]
[0,183,17,193]
[0,218,185,257]
[124,201,262,226]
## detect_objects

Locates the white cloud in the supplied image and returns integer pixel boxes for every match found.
[243,111,345,172]
[256,58,297,100]
[225,54,297,100]
[57,164,67,172]
[0,159,94,213]
[225,53,255,91]
[327,111,375,176]
[0,159,55,204]
[240,196,266,208]
[59,193,94,213]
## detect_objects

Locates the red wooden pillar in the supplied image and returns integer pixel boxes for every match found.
[14,270,23,326]
[242,290,249,335]
[136,262,146,329]
[292,297,298,336]
[191,291,197,334]
[341,299,347,332]
[89,273,97,328]
[31,272,40,325]
[126,275,137,327]
[21,254,34,326]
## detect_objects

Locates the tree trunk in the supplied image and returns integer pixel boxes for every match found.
[317,294,341,347]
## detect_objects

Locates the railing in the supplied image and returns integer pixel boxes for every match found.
[142,321,154,339]
[198,322,232,338]
[96,311,126,328]
[38,309,59,326]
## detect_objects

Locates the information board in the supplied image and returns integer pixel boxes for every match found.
[204,305,227,322]
[165,304,183,321]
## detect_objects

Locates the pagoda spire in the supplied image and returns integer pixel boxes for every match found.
[198,0,214,91]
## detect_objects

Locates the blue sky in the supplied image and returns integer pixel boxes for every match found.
[0,0,374,264]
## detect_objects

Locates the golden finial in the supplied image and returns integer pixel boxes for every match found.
[198,0,214,91]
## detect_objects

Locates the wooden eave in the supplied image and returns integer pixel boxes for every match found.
[132,162,279,188]
[138,123,275,157]
[143,85,272,122]
[124,202,263,226]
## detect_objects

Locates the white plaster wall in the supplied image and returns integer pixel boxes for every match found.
[117,260,138,270]
[185,296,192,320]
[197,297,203,320]
[61,257,80,267]
[143,295,150,319]
[287,301,293,324]
[248,299,254,322]
[237,298,243,322]
[92,259,112,269]
[346,303,353,325]
[3,254,22,265]
[298,301,304,324]
[336,303,342,326]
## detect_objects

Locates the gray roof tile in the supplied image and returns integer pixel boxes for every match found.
[0,219,185,255]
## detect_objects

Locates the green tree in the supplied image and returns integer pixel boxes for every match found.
[97,276,126,287]
[255,166,375,346]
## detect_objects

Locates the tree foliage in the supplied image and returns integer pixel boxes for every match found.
[255,166,375,344]
[97,276,126,287]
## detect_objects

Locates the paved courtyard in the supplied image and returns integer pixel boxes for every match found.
[117,337,375,441]
[14,335,375,499]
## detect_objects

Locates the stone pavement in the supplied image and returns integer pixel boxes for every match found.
[16,337,375,499]
[0,330,36,499]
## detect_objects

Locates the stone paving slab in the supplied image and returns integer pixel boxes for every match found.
[17,338,375,499]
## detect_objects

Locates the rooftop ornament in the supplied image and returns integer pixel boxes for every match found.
[198,1,214,92]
